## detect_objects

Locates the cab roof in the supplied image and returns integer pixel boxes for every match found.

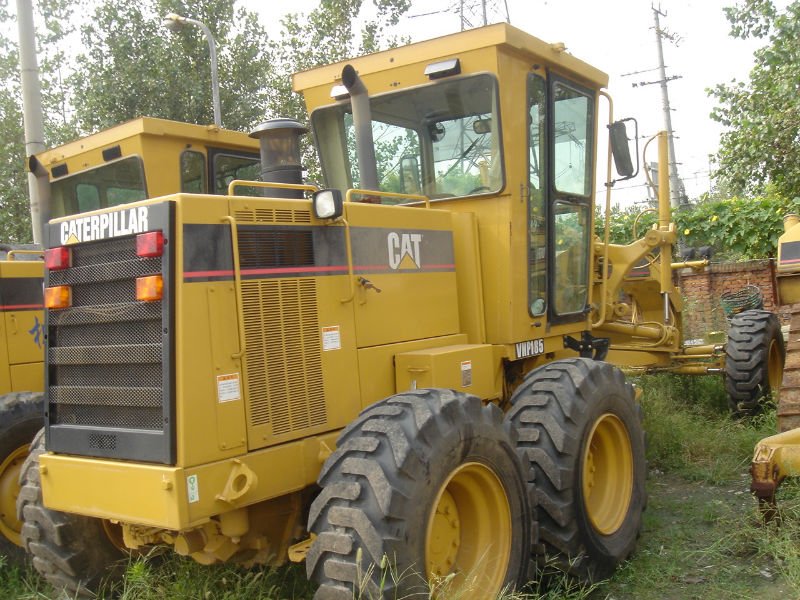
[293,23,609,96]
[35,117,259,167]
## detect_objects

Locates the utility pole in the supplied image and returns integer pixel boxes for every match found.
[652,6,684,207]
[17,0,46,244]
[458,0,509,30]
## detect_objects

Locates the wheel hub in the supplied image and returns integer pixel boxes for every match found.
[425,462,512,596]
[582,413,634,535]
[427,489,460,576]
[0,444,28,546]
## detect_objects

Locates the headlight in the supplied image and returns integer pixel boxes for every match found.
[313,189,343,220]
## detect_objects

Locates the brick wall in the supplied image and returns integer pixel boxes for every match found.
[676,259,783,341]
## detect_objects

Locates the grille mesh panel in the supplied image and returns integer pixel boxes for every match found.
[54,363,162,387]
[48,234,166,435]
[49,257,160,286]
[53,404,163,430]
[55,319,161,347]
[233,208,311,224]
[71,237,138,266]
[242,278,326,436]
[238,229,314,270]
[49,302,160,327]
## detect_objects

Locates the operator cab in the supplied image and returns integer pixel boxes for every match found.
[296,24,614,347]
[33,117,261,220]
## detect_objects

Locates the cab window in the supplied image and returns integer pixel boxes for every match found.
[181,150,206,193]
[550,79,594,317]
[553,82,593,197]
[312,74,503,202]
[212,152,261,195]
[50,156,147,218]
[528,74,547,316]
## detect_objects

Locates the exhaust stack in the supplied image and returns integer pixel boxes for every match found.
[249,118,308,199]
[341,64,379,192]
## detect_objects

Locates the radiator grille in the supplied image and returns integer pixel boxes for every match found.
[242,278,326,437]
[48,235,167,438]
[234,208,311,224]
[238,229,314,269]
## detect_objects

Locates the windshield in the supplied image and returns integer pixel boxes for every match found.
[50,156,147,218]
[312,74,503,202]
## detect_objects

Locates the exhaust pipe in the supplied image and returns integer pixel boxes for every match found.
[341,64,379,192]
[28,154,50,239]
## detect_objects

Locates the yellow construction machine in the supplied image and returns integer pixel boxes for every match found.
[17,24,783,598]
[750,214,800,507]
[0,117,260,564]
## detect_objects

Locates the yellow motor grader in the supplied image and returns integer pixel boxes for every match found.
[0,117,261,564]
[17,23,783,599]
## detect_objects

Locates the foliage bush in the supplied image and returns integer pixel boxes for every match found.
[597,193,800,260]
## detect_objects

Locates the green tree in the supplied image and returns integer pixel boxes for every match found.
[71,0,273,132]
[596,193,798,260]
[0,0,77,243]
[710,1,800,198]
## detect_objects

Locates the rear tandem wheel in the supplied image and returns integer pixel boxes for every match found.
[507,358,647,581]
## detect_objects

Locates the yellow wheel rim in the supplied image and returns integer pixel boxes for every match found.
[0,444,29,546]
[768,339,783,392]
[582,413,633,535]
[425,462,512,596]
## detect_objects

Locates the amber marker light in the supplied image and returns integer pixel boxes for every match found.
[136,231,164,258]
[136,275,163,302]
[44,246,71,270]
[44,285,72,309]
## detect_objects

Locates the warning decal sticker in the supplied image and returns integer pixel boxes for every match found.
[322,326,341,351]
[216,373,241,403]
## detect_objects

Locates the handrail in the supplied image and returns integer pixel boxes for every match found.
[339,217,356,304]
[593,90,615,328]
[227,179,318,197]
[6,249,44,260]
[221,215,247,360]
[345,188,430,208]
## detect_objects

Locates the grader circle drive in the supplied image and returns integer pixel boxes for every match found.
[5,23,784,598]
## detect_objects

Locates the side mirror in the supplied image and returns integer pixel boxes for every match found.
[608,118,639,181]
[472,118,492,134]
[312,189,343,220]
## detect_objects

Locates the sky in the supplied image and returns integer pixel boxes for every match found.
[249,0,769,206]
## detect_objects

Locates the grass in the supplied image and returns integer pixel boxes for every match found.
[1,373,798,599]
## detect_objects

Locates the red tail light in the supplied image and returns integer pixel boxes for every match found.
[136,231,164,258]
[45,247,71,271]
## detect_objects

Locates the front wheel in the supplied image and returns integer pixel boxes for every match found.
[507,358,646,581]
[307,389,533,599]
[725,310,785,414]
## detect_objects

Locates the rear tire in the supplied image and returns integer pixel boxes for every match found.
[17,429,128,597]
[725,310,785,414]
[507,358,646,581]
[0,392,43,567]
[307,388,533,599]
